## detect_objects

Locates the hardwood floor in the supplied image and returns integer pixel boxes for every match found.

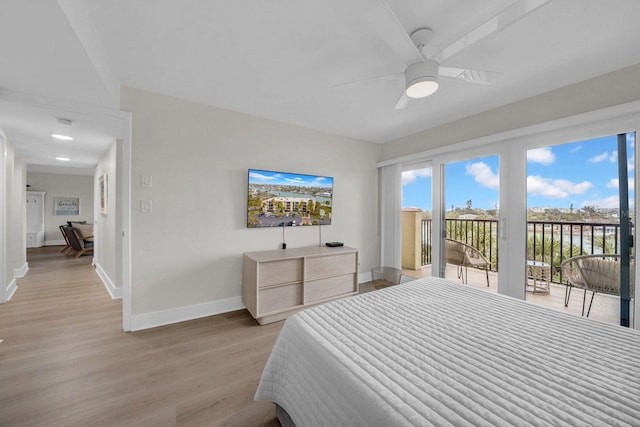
[0,247,283,426]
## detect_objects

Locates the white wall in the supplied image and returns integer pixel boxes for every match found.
[94,141,120,298]
[26,172,94,245]
[381,63,640,161]
[121,86,380,329]
[9,156,26,279]
[0,131,27,302]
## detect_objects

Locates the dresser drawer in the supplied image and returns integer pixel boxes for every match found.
[305,274,356,303]
[305,253,356,281]
[259,283,302,314]
[258,259,303,287]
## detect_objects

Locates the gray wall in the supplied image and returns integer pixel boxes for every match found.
[122,86,381,324]
[26,172,94,245]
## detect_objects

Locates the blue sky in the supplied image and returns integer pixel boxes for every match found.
[402,133,635,211]
[249,169,333,188]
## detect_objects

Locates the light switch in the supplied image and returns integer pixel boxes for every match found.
[141,175,153,188]
[141,200,153,213]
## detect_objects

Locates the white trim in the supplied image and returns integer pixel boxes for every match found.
[377,100,640,167]
[121,112,132,331]
[130,296,245,332]
[13,262,28,278]
[94,262,121,299]
[0,128,6,304]
[6,278,17,301]
[45,239,66,246]
[629,129,640,329]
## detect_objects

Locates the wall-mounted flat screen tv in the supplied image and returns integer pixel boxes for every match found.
[247,169,333,228]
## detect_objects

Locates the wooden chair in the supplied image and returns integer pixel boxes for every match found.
[62,225,94,259]
[445,238,491,286]
[59,225,73,254]
[560,254,634,317]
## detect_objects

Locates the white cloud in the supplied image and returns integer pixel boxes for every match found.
[609,151,618,162]
[606,178,635,191]
[465,162,499,189]
[581,196,619,209]
[527,175,593,199]
[527,147,555,165]
[249,172,278,181]
[589,152,609,163]
[402,168,432,186]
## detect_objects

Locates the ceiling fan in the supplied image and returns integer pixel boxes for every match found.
[347,0,551,109]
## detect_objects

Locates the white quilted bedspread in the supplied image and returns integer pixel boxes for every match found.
[255,277,640,426]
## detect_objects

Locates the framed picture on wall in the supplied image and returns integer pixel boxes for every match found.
[53,197,80,215]
[99,173,108,215]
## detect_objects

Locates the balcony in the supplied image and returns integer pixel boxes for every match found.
[401,210,631,326]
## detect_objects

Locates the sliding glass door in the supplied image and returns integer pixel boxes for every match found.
[400,165,432,279]
[525,133,636,327]
[437,154,501,292]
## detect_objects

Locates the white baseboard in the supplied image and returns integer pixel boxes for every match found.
[45,239,65,246]
[130,296,245,332]
[14,262,28,278]
[94,262,121,299]
[6,279,17,301]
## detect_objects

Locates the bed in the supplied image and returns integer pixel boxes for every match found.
[255,277,640,426]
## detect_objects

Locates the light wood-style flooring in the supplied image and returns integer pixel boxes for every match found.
[0,247,283,426]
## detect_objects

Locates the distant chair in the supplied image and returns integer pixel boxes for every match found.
[59,225,73,254]
[560,254,634,317]
[62,225,94,259]
[445,238,490,286]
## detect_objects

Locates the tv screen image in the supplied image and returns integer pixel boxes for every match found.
[247,169,333,228]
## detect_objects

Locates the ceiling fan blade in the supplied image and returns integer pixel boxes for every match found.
[394,93,411,110]
[439,66,502,84]
[432,0,551,63]
[365,1,424,66]
[330,72,401,88]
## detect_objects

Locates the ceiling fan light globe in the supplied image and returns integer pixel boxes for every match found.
[404,60,439,98]
[406,79,438,98]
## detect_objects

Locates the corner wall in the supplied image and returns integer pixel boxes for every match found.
[121,87,380,329]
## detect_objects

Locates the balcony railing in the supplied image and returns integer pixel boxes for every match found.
[421,219,631,282]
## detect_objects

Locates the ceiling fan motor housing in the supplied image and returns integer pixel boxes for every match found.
[405,59,439,98]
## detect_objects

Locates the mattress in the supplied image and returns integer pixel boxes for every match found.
[255,277,640,426]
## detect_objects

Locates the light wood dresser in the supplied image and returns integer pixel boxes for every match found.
[242,246,358,325]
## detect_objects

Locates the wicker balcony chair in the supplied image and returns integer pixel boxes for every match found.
[560,254,634,317]
[445,238,490,286]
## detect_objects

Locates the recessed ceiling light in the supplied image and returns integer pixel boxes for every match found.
[52,134,74,141]
[55,156,71,162]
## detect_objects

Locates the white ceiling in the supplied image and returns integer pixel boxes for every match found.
[1,0,640,173]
